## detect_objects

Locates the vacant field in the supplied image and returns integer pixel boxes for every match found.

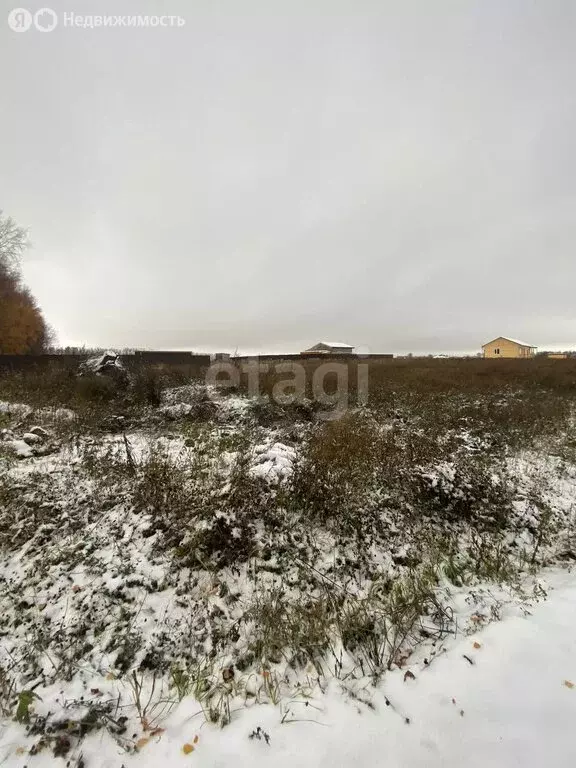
[0,357,575,763]
[252,354,576,395]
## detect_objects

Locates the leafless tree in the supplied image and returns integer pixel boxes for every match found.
[0,210,29,274]
[0,211,55,353]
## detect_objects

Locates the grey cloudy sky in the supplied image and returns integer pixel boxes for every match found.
[2,0,575,354]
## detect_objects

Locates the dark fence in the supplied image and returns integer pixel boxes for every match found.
[232,353,394,362]
[0,352,393,378]
[131,351,209,365]
[0,354,88,371]
[126,351,211,378]
[0,351,211,378]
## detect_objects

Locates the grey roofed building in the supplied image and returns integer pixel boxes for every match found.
[302,341,355,355]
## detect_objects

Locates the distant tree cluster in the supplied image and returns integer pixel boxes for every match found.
[48,346,136,356]
[0,211,53,354]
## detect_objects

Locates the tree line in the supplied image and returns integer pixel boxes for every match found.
[0,211,53,354]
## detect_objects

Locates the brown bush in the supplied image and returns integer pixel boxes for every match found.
[0,212,52,354]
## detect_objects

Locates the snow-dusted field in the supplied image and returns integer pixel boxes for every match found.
[1,380,575,766]
[0,568,574,767]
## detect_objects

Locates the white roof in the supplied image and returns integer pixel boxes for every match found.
[482,336,535,348]
[316,341,354,348]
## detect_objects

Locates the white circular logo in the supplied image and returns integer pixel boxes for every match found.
[34,7,57,32]
[7,7,32,32]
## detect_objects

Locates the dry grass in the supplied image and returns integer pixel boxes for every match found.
[226,355,576,400]
[1,356,575,723]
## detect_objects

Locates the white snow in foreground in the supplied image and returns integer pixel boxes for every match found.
[1,569,574,767]
[250,441,297,480]
[0,400,32,418]
[0,399,75,424]
[3,439,33,458]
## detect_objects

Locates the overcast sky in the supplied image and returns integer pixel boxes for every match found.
[2,0,575,354]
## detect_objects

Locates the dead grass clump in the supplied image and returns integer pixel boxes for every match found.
[131,447,201,551]
[133,449,188,515]
[175,448,271,567]
[249,589,334,668]
[128,367,164,406]
[416,458,516,530]
[290,413,385,525]
[0,663,17,718]
[247,561,451,680]
[75,375,118,403]
[339,565,447,674]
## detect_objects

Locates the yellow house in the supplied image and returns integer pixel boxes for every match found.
[482,337,536,359]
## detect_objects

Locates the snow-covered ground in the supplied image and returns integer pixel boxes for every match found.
[1,383,576,766]
[0,568,574,767]
[185,567,575,768]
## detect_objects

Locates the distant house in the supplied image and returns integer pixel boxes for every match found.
[482,337,536,359]
[302,342,355,356]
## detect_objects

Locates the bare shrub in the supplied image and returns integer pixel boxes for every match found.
[290,413,385,526]
[175,444,270,568]
[131,446,198,550]
[129,367,164,406]
[338,565,446,675]
[249,589,333,668]
[75,375,118,403]
[416,458,516,530]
